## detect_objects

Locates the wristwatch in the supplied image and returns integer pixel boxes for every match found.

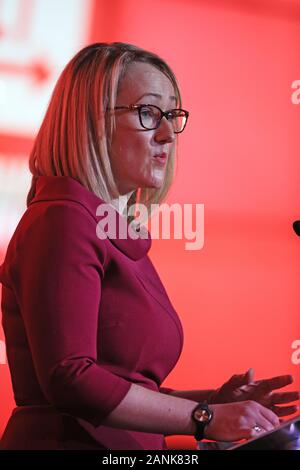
[191,403,213,441]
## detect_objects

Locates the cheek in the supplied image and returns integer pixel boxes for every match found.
[113,130,145,155]
[110,130,168,188]
[120,135,150,167]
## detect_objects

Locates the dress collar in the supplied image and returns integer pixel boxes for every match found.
[29,175,151,261]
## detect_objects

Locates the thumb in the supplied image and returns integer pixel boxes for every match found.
[227,369,252,388]
[245,368,255,384]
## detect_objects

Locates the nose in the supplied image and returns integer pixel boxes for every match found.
[154,116,175,144]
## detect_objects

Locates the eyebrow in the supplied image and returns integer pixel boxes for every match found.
[135,92,177,102]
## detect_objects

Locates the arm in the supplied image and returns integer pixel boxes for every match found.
[164,389,216,403]
[13,203,198,435]
[14,204,132,427]
[101,382,199,436]
[13,204,280,440]
[99,382,280,441]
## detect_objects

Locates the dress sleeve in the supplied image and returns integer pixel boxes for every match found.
[12,203,132,427]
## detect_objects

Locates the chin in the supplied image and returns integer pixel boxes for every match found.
[142,182,164,191]
[146,175,166,188]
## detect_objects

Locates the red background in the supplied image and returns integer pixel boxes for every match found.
[0,0,300,449]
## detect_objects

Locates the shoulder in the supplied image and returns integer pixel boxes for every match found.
[19,200,108,267]
[28,199,96,226]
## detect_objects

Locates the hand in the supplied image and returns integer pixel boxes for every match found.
[209,369,300,417]
[205,400,280,442]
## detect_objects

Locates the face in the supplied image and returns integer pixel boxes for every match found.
[109,62,177,195]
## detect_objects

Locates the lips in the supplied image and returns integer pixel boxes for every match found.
[153,152,167,165]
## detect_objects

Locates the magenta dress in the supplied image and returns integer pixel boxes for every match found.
[0,176,184,450]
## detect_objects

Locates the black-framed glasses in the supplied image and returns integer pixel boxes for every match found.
[114,104,189,133]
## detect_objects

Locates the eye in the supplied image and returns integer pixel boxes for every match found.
[140,105,158,118]
[140,109,152,118]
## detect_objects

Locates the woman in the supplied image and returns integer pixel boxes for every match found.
[0,42,298,450]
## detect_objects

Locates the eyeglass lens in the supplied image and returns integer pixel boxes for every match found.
[139,105,187,132]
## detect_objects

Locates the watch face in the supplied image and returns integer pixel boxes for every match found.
[194,407,211,423]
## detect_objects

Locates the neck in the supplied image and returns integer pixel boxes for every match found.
[110,191,135,216]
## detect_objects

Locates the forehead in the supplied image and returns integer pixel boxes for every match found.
[117,62,176,103]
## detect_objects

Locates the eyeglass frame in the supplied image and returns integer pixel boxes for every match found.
[113,104,189,133]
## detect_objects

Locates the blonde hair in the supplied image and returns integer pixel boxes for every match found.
[26,42,182,216]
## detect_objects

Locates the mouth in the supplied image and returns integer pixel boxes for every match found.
[152,152,168,166]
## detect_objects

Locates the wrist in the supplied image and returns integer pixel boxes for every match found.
[191,403,214,441]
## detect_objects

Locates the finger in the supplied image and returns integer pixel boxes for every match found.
[226,372,251,388]
[239,382,260,393]
[250,427,263,438]
[249,420,272,438]
[257,417,277,433]
[259,405,280,427]
[257,375,294,393]
[245,368,255,384]
[272,405,299,417]
[270,391,300,405]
